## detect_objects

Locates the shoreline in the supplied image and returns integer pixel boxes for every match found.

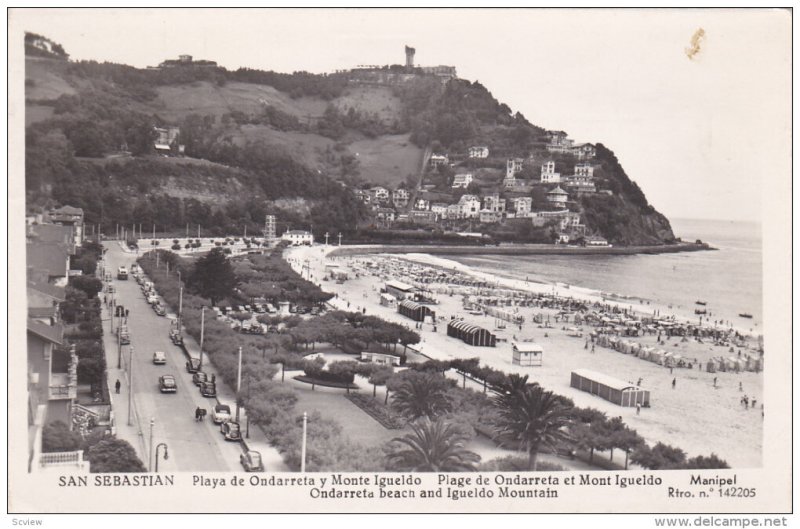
[285,244,763,468]
[329,241,714,258]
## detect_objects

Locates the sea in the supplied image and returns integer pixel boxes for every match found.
[444,218,763,331]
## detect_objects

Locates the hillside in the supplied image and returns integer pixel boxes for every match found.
[24,36,675,245]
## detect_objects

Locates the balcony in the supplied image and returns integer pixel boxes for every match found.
[37,450,89,473]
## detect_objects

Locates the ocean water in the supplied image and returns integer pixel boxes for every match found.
[445,218,763,331]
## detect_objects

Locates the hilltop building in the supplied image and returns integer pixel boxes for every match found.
[155,54,217,69]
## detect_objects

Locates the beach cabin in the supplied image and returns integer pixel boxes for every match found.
[397,299,436,322]
[512,342,544,366]
[571,369,650,407]
[385,280,416,301]
[361,351,402,366]
[447,320,496,347]
[380,293,397,307]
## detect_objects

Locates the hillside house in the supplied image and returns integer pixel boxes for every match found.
[468,146,489,158]
[431,203,449,219]
[506,158,524,179]
[511,197,533,217]
[541,161,561,184]
[446,204,462,220]
[546,186,569,206]
[482,193,506,213]
[370,186,390,203]
[153,126,182,154]
[563,174,596,195]
[531,210,582,233]
[430,154,449,168]
[414,198,430,211]
[354,189,372,205]
[47,206,84,246]
[452,173,473,189]
[479,210,502,224]
[572,144,596,159]
[26,243,70,287]
[575,163,595,178]
[375,207,396,225]
[458,195,482,218]
[546,130,574,154]
[408,210,437,224]
[392,188,410,208]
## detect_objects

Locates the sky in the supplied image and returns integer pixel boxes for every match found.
[13,8,792,222]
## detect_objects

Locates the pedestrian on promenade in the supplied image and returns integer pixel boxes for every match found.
[103,295,107,306]
[671,378,676,389]
[713,377,717,388]
[636,403,641,415]
[115,379,121,394]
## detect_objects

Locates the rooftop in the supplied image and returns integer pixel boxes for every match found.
[27,319,64,345]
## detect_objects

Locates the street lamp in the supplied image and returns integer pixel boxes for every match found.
[149,417,155,472]
[155,443,168,472]
[199,307,206,369]
[177,271,183,334]
[300,411,308,472]
[127,346,135,426]
[235,346,242,423]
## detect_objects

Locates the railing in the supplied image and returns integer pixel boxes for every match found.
[38,450,86,468]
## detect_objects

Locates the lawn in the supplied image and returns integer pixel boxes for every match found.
[285,376,406,446]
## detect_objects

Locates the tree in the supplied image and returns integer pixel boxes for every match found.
[368,366,394,398]
[188,247,237,306]
[386,417,480,472]
[493,384,573,470]
[391,371,453,420]
[41,421,83,453]
[69,275,103,299]
[631,442,687,470]
[86,438,146,472]
[684,453,730,469]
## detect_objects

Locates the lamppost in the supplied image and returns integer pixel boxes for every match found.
[199,307,206,369]
[177,271,183,334]
[235,346,242,423]
[148,417,155,472]
[324,232,329,246]
[300,411,308,472]
[155,443,169,472]
[127,346,135,426]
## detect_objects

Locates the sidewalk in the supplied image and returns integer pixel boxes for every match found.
[170,310,290,471]
[100,294,149,463]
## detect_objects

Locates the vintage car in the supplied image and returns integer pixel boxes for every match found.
[158,375,177,393]
[211,404,232,424]
[240,450,264,472]
[152,351,167,365]
[185,358,201,373]
[220,421,242,441]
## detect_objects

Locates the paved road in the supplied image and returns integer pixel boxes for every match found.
[102,243,242,472]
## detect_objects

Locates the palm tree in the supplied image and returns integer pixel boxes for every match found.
[386,417,480,472]
[391,371,453,420]
[493,384,573,470]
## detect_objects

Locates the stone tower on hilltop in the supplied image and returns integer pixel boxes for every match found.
[405,45,415,68]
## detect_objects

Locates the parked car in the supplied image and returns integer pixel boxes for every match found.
[192,371,208,386]
[158,375,177,393]
[211,404,232,424]
[237,305,246,313]
[120,332,131,345]
[220,421,241,441]
[244,305,252,312]
[186,358,201,373]
[254,304,265,314]
[154,305,166,316]
[240,450,264,472]
[224,306,233,315]
[169,330,184,346]
[200,381,217,397]
[152,351,167,365]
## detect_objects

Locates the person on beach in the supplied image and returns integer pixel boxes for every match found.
[739,381,743,392]
[636,403,641,415]
[713,377,717,388]
[637,378,642,387]
[591,344,595,353]
[671,378,676,389]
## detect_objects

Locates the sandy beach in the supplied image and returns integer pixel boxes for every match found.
[285,244,763,468]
